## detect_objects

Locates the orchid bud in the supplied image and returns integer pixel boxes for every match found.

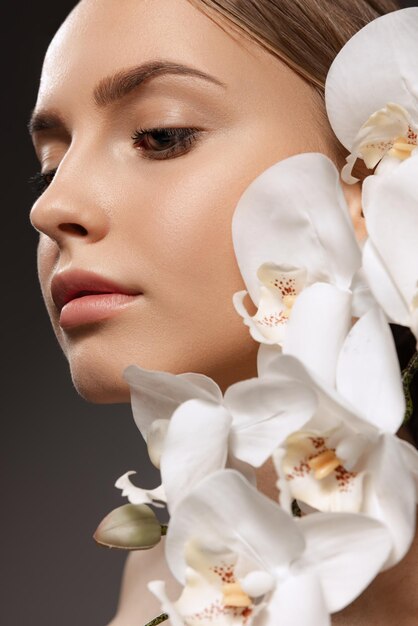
[93,503,162,550]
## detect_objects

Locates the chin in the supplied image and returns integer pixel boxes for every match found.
[70,364,132,404]
[59,326,135,404]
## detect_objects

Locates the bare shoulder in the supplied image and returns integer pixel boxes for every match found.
[107,537,182,626]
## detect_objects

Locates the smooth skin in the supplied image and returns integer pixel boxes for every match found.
[29,1,417,624]
[30,0,343,403]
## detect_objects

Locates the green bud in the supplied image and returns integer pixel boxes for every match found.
[93,503,162,550]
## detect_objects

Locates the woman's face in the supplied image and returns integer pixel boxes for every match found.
[29,0,339,403]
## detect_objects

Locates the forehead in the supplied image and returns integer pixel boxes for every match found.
[36,0,293,111]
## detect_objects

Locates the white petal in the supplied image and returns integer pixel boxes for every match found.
[257,572,330,626]
[240,571,275,598]
[160,400,232,511]
[399,439,418,498]
[350,268,377,317]
[412,303,418,346]
[362,239,410,325]
[256,343,282,379]
[148,580,185,626]
[114,471,166,508]
[298,512,391,612]
[277,429,366,513]
[362,154,418,306]
[364,434,416,567]
[146,419,170,468]
[325,8,418,150]
[225,377,317,467]
[232,290,278,344]
[231,153,360,302]
[123,364,221,436]
[336,308,405,432]
[283,283,352,386]
[166,470,305,585]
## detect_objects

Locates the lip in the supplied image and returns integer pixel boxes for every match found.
[51,269,143,329]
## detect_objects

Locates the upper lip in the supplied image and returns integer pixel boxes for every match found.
[51,269,142,312]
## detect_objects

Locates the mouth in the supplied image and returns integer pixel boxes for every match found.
[51,269,143,329]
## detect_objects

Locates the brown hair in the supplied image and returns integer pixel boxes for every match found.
[188,0,418,444]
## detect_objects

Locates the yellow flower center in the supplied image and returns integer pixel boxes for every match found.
[387,135,416,160]
[282,294,298,312]
[308,449,342,480]
[222,582,252,608]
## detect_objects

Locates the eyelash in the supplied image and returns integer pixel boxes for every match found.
[29,126,202,196]
[131,126,202,160]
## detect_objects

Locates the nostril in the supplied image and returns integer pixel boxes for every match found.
[59,223,88,236]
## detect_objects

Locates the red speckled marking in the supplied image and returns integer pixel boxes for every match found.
[286,437,357,492]
[407,126,417,143]
[272,276,297,298]
[257,310,288,327]
[184,561,255,624]
[211,563,236,584]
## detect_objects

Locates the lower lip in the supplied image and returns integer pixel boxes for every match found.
[59,293,141,329]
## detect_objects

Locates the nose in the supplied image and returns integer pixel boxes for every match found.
[30,160,110,248]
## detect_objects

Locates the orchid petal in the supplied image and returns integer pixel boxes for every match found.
[256,343,282,379]
[283,283,352,386]
[325,8,418,152]
[123,364,221,436]
[399,439,418,497]
[350,268,377,317]
[276,430,366,513]
[232,288,285,345]
[225,377,317,467]
[365,434,416,567]
[362,155,418,307]
[160,400,232,511]
[147,419,170,468]
[166,470,305,585]
[261,354,377,436]
[114,471,166,508]
[299,512,391,612]
[258,572,330,626]
[148,580,185,626]
[231,153,360,303]
[362,239,410,325]
[336,308,405,432]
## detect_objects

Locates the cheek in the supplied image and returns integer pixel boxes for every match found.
[37,234,58,298]
[36,235,66,348]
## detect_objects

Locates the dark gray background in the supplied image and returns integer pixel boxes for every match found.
[3,1,416,625]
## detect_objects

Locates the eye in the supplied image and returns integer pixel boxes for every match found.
[131,126,202,160]
[28,168,57,197]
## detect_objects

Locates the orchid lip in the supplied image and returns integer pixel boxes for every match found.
[50,269,143,312]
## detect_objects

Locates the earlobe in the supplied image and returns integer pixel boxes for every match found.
[340,178,367,244]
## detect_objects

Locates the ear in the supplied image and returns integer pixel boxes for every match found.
[340,179,367,244]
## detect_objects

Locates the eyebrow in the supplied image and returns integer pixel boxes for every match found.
[28,59,227,136]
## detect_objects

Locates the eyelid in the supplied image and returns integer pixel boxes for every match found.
[28,125,205,198]
[131,125,204,160]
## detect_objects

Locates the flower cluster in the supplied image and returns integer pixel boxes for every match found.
[96,8,418,626]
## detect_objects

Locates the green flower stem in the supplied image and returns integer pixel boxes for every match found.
[402,351,418,424]
[160,525,168,536]
[144,613,169,626]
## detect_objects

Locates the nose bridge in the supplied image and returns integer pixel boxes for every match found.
[30,135,110,246]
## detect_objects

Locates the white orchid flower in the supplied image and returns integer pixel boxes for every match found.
[116,365,317,510]
[149,470,392,626]
[325,7,418,184]
[231,153,369,384]
[361,155,418,345]
[263,308,418,567]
